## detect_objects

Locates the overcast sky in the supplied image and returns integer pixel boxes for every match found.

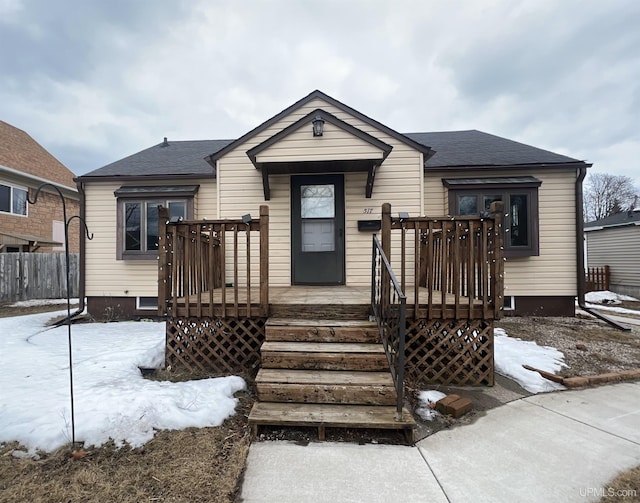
[1,0,639,186]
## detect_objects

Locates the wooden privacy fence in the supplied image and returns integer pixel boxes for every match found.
[381,202,504,385]
[0,252,79,302]
[158,206,269,371]
[585,265,610,293]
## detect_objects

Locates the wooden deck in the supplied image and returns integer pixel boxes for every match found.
[173,285,491,319]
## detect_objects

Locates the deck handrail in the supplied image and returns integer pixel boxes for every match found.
[371,234,407,421]
[381,201,504,320]
[158,205,269,318]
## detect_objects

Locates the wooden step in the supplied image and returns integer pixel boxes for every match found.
[260,341,388,371]
[265,318,379,343]
[255,369,396,405]
[248,402,416,443]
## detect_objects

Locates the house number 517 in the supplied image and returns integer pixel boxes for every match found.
[363,208,374,214]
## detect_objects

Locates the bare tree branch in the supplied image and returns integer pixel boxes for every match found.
[584,172,639,222]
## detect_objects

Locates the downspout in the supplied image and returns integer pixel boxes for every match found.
[575,165,630,331]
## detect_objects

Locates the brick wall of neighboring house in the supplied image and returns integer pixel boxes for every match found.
[0,189,80,253]
[0,121,76,188]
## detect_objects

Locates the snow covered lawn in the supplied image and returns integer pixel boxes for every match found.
[0,311,245,455]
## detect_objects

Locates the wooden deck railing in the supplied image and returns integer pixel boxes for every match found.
[158,205,269,318]
[381,201,504,320]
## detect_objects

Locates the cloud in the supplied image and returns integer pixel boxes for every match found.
[0,0,638,186]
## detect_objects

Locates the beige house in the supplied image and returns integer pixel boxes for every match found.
[78,90,590,319]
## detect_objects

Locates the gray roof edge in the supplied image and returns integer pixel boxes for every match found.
[208,90,432,163]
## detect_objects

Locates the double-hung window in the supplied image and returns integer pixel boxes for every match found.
[115,185,198,260]
[0,182,28,216]
[444,177,541,257]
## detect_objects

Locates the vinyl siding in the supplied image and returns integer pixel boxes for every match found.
[255,122,385,163]
[84,179,217,297]
[586,226,640,291]
[217,97,423,287]
[424,168,578,296]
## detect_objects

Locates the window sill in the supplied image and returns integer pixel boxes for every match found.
[119,252,159,261]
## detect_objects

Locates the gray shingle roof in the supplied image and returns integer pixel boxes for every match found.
[81,139,234,178]
[82,129,585,180]
[585,210,640,229]
[405,130,582,167]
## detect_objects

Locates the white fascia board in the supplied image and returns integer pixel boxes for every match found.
[0,164,79,198]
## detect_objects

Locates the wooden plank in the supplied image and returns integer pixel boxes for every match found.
[208,224,215,318]
[246,222,251,317]
[453,221,461,319]
[265,326,380,343]
[261,352,389,371]
[257,383,397,406]
[261,342,385,353]
[259,205,269,316]
[266,319,377,328]
[256,369,394,386]
[233,225,239,317]
[248,402,416,429]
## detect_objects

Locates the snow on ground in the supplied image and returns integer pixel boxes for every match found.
[584,303,640,316]
[418,329,567,409]
[494,328,566,393]
[415,390,446,421]
[9,298,80,307]
[0,311,245,454]
[585,290,638,305]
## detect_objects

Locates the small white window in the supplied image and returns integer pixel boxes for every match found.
[0,183,28,216]
[137,297,158,310]
[503,296,515,311]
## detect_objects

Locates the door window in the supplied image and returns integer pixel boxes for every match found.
[301,184,335,252]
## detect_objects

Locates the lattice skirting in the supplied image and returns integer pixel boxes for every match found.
[406,319,494,386]
[166,316,266,373]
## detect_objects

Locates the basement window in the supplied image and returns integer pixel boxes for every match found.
[137,297,158,310]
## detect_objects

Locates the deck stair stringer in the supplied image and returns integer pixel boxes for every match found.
[248,318,415,443]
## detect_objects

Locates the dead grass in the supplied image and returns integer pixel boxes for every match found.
[0,302,79,318]
[496,316,640,377]
[0,381,254,503]
[600,465,640,502]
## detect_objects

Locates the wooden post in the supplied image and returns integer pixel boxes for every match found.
[157,206,170,316]
[490,201,505,319]
[260,205,269,316]
[381,203,392,312]
[381,203,392,262]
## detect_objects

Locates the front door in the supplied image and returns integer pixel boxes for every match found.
[291,174,345,285]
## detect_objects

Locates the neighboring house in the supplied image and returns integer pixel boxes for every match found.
[0,121,79,253]
[78,90,590,319]
[585,209,640,298]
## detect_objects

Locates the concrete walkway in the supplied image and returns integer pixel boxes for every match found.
[240,382,640,502]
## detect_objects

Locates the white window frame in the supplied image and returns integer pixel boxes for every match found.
[0,181,29,217]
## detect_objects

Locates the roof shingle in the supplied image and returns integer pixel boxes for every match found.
[82,130,585,180]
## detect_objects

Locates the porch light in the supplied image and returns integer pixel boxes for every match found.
[169,216,183,223]
[312,115,325,137]
[242,213,252,224]
[398,212,410,220]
